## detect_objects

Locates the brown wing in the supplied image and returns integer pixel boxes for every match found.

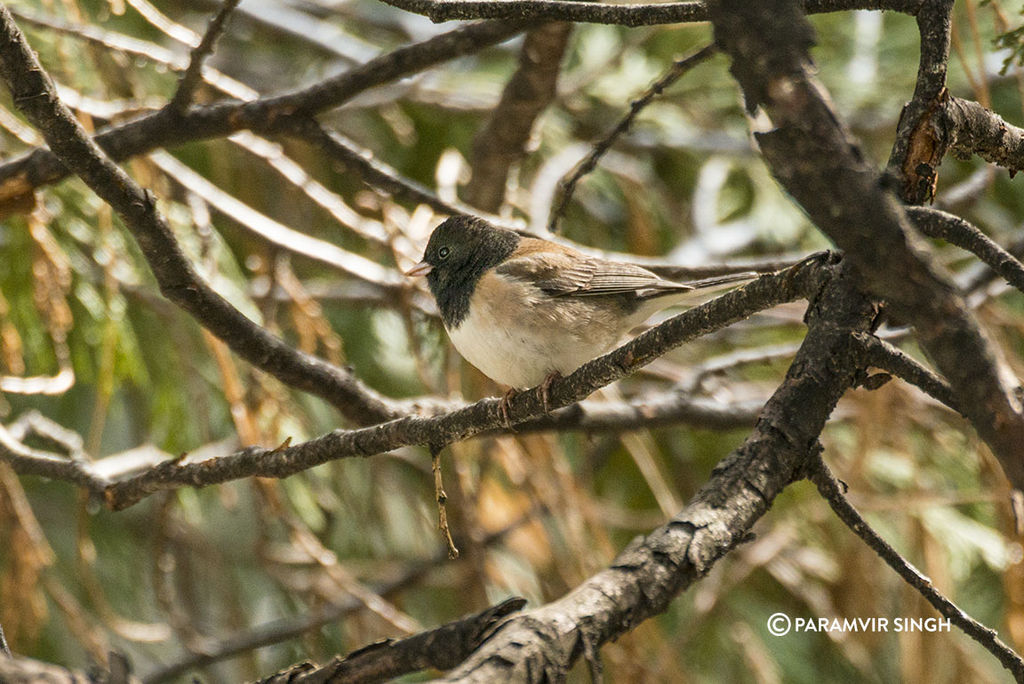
[496,241,692,298]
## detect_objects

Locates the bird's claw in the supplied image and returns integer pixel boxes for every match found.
[539,371,562,414]
[499,387,517,430]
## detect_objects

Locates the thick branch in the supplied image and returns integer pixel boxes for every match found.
[465,22,571,212]
[710,0,1024,490]
[260,598,527,684]
[440,263,876,682]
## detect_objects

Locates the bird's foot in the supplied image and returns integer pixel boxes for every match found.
[499,387,518,430]
[539,371,563,414]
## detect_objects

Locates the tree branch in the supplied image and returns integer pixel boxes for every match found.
[939,95,1024,175]
[100,259,822,509]
[374,0,922,26]
[2,258,820,508]
[887,0,953,203]
[167,0,242,112]
[259,598,527,684]
[806,454,1024,680]
[439,262,876,681]
[907,205,1024,294]
[0,19,529,209]
[710,0,1024,490]
[465,22,572,212]
[854,332,960,411]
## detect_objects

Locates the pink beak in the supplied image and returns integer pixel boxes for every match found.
[404,261,433,277]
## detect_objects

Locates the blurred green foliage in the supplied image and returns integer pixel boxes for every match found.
[0,0,1023,682]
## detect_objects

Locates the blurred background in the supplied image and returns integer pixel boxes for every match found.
[1,0,1023,681]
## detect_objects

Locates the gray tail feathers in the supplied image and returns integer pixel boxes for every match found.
[685,271,759,290]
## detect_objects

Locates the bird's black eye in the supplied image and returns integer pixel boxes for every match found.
[438,246,451,260]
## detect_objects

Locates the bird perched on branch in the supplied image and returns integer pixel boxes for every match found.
[406,215,754,416]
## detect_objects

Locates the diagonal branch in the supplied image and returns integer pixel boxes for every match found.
[440,262,876,681]
[854,332,959,412]
[0,19,529,208]
[167,0,242,112]
[259,598,527,684]
[0,7,398,426]
[99,258,822,509]
[806,455,1024,680]
[3,259,821,508]
[548,43,717,232]
[709,0,1024,491]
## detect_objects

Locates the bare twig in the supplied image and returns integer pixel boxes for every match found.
[806,455,1024,681]
[431,444,459,559]
[374,0,921,26]
[548,43,717,232]
[907,205,1024,294]
[168,0,242,112]
[0,622,10,657]
[853,332,959,412]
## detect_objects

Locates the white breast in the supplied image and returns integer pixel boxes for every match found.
[446,272,624,388]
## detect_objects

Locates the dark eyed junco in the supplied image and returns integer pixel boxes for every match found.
[406,215,753,405]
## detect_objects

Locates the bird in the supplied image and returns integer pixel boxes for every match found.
[405,215,754,414]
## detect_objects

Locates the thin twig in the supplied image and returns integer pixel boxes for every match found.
[168,0,242,112]
[853,332,960,413]
[548,43,716,232]
[806,454,1024,681]
[375,0,921,26]
[0,622,10,657]
[908,206,1024,294]
[431,444,459,559]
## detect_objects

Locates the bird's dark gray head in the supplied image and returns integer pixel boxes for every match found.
[413,216,520,328]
